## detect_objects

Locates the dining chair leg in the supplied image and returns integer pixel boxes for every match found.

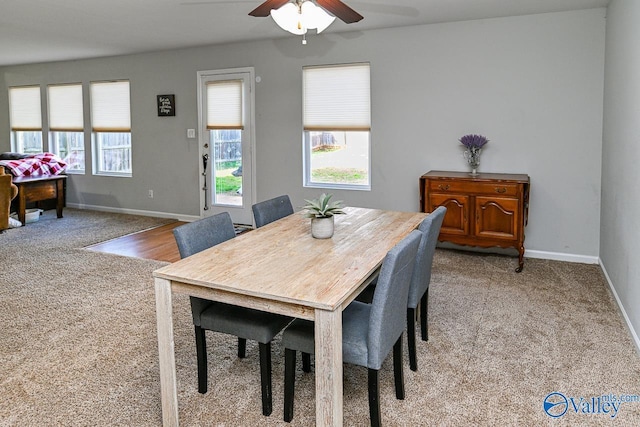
[259,342,273,416]
[406,308,418,372]
[284,348,296,422]
[393,336,405,400]
[421,289,428,341]
[238,337,247,358]
[368,368,381,427]
[302,352,311,373]
[194,325,208,394]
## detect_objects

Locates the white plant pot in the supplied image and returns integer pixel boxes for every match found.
[311,216,334,239]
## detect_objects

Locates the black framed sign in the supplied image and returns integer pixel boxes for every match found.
[157,94,175,116]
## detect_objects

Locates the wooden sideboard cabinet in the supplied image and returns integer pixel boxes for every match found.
[420,170,530,272]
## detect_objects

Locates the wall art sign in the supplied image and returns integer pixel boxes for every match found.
[157,94,175,116]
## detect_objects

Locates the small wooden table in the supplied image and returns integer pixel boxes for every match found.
[13,175,67,225]
[152,207,426,426]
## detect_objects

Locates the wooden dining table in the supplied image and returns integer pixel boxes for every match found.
[153,206,426,426]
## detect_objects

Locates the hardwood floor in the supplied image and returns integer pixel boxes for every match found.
[86,221,253,263]
[86,222,186,263]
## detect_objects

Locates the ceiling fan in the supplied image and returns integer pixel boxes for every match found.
[248,0,364,24]
[248,0,363,43]
[249,0,363,24]
[181,0,365,44]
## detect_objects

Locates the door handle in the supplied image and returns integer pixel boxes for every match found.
[202,153,209,171]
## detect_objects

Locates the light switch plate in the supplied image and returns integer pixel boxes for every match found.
[187,129,196,138]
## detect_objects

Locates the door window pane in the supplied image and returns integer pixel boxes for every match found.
[211,129,242,206]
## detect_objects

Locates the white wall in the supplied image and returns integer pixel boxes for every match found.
[0,8,606,258]
[601,0,640,347]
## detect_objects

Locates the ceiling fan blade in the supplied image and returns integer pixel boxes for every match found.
[317,0,363,24]
[248,0,291,17]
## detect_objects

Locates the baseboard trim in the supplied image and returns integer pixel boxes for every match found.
[525,249,599,264]
[599,259,640,355]
[438,242,599,265]
[66,203,200,223]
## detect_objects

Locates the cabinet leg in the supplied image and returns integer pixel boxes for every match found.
[515,246,525,273]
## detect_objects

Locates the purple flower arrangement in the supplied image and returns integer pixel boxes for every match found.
[459,134,488,175]
[459,134,489,149]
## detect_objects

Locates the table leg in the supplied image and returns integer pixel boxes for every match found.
[56,179,64,218]
[314,308,343,426]
[155,278,180,426]
[17,185,26,226]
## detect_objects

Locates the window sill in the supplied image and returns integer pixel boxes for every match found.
[93,171,132,178]
[304,182,371,192]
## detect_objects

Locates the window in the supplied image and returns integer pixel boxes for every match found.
[90,81,132,176]
[9,86,43,154]
[48,83,85,173]
[303,63,371,190]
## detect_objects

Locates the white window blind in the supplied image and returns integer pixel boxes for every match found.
[206,80,244,130]
[48,84,84,131]
[303,63,371,131]
[90,81,131,132]
[9,86,42,131]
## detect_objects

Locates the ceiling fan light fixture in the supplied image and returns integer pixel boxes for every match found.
[300,1,335,34]
[271,3,306,35]
[270,1,335,36]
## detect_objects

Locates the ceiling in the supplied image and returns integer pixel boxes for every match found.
[0,0,609,67]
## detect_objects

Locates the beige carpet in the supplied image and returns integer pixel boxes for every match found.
[1,208,639,426]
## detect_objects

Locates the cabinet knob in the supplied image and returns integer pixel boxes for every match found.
[438,184,450,191]
[495,187,507,193]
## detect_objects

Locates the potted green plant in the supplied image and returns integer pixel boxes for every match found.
[302,193,345,239]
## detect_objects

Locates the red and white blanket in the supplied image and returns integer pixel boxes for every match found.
[0,153,67,177]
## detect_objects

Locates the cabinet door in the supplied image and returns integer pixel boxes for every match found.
[475,196,520,241]
[429,193,469,236]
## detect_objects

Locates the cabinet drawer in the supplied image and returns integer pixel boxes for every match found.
[428,179,519,196]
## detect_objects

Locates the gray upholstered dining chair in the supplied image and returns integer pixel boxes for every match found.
[173,212,292,416]
[282,230,422,426]
[406,206,446,371]
[356,206,447,372]
[252,195,294,228]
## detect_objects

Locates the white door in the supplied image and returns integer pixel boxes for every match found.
[198,68,255,225]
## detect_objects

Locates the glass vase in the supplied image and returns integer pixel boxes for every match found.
[464,147,482,176]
